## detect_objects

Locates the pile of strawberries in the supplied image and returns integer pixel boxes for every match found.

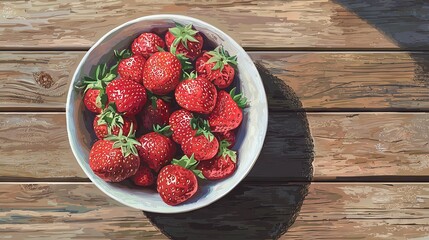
[79,23,246,206]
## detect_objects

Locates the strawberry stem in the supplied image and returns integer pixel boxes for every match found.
[172,154,205,179]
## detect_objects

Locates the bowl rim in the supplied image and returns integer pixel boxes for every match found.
[66,14,268,213]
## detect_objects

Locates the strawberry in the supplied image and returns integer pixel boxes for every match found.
[175,72,217,114]
[141,95,172,132]
[137,125,176,172]
[132,163,155,187]
[165,23,203,60]
[115,49,146,84]
[93,104,137,139]
[89,127,140,182]
[214,130,236,147]
[197,140,237,180]
[142,52,181,95]
[181,120,219,161]
[132,33,165,59]
[81,64,117,113]
[157,155,204,206]
[208,88,247,132]
[196,47,237,89]
[106,78,147,116]
[169,109,196,144]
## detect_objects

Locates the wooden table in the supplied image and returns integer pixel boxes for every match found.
[1,1,429,239]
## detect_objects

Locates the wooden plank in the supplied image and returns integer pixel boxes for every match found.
[1,112,428,181]
[0,183,165,239]
[1,183,429,239]
[1,1,428,49]
[2,51,429,111]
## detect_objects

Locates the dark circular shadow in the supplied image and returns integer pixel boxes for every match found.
[144,62,314,240]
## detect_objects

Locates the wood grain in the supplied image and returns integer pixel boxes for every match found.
[1,112,428,181]
[1,1,428,49]
[1,183,429,239]
[0,52,81,110]
[1,51,429,111]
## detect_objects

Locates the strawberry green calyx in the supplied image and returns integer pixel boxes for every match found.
[169,23,199,54]
[190,117,215,142]
[114,49,132,60]
[105,124,140,157]
[176,53,193,72]
[207,46,238,71]
[172,154,205,179]
[147,91,171,109]
[153,124,173,138]
[217,140,237,163]
[183,71,198,80]
[81,63,117,92]
[230,87,247,108]
[97,103,124,131]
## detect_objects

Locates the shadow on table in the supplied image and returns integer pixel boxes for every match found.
[334,0,429,88]
[144,63,314,240]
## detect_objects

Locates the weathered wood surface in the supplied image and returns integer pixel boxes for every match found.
[1,183,429,239]
[1,112,428,181]
[1,1,428,50]
[1,51,429,111]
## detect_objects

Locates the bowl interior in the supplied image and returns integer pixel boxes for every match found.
[67,15,268,213]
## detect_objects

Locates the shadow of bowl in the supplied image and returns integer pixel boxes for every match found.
[144,63,314,239]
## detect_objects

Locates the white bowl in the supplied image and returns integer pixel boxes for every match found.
[66,14,268,213]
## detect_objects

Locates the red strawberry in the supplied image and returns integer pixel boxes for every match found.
[208,88,247,132]
[141,95,172,132]
[157,155,204,206]
[117,53,146,84]
[106,78,147,116]
[175,73,217,114]
[169,109,196,144]
[81,64,117,113]
[196,47,237,89]
[137,125,176,172]
[132,33,165,59]
[197,140,237,180]
[181,121,219,161]
[214,130,236,147]
[132,163,155,187]
[165,23,203,60]
[84,88,103,113]
[93,104,137,139]
[142,52,181,95]
[89,128,140,182]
